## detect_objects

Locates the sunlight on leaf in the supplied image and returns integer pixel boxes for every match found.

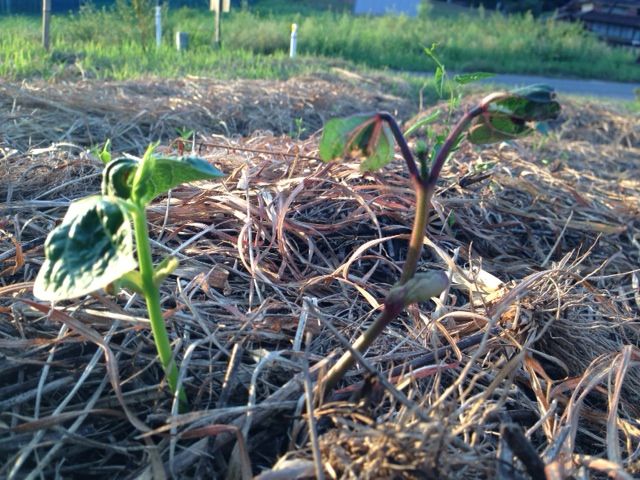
[95,139,112,165]
[131,145,225,206]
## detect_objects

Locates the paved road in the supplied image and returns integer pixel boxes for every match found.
[471,73,639,101]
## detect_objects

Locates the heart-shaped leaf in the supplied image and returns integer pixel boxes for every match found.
[34,196,137,301]
[132,145,225,206]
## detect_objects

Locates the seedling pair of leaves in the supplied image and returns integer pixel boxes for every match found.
[318,84,560,392]
[34,144,224,405]
[321,84,560,175]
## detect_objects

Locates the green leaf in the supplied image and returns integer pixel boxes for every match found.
[430,132,464,163]
[423,43,444,70]
[112,270,144,295]
[467,112,533,144]
[94,139,112,165]
[131,144,225,206]
[389,270,449,307]
[447,211,456,228]
[360,123,395,172]
[102,157,139,199]
[469,85,561,145]
[34,196,137,301]
[319,114,395,172]
[453,72,495,85]
[487,84,561,122]
[510,84,557,103]
[404,109,441,137]
[153,256,179,287]
[177,127,195,140]
[319,114,375,162]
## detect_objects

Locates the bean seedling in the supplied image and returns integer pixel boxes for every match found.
[34,145,225,406]
[318,84,561,392]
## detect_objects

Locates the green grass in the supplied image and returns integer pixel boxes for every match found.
[0,2,638,82]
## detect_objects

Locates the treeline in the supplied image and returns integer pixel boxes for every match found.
[0,1,213,14]
[455,1,570,14]
[0,0,572,16]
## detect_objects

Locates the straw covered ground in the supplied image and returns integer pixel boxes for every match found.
[0,75,639,479]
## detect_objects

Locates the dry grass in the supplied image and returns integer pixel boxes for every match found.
[0,76,639,479]
[0,71,415,153]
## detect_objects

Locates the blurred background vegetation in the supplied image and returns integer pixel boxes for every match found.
[0,0,638,83]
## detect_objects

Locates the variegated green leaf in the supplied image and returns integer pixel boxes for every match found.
[34,196,136,301]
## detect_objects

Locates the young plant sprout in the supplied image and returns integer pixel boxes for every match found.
[318,84,561,393]
[34,145,225,406]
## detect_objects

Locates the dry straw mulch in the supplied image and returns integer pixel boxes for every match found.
[0,77,639,479]
[0,71,414,153]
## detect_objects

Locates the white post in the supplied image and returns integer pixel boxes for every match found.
[176,31,188,51]
[155,5,162,48]
[289,23,298,58]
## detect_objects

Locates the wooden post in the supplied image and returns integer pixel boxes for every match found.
[211,0,229,47]
[42,0,51,51]
[214,0,222,47]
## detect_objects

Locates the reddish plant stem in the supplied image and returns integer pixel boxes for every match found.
[377,112,422,185]
[427,105,483,189]
[320,104,489,395]
[320,293,406,394]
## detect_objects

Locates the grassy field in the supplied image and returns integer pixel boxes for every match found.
[0,1,638,82]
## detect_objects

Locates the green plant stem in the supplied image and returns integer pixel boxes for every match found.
[321,105,489,395]
[131,205,186,406]
[399,179,431,285]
